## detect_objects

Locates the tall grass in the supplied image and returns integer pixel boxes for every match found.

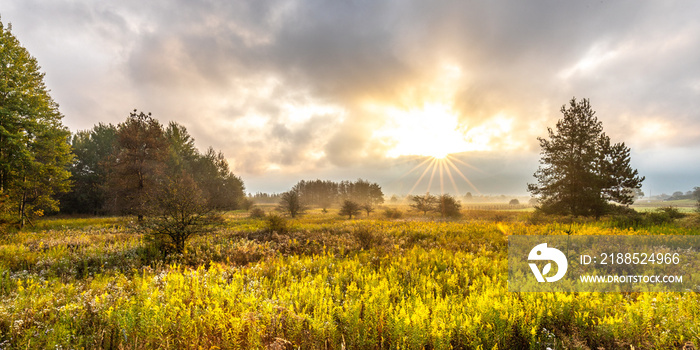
[1,211,699,348]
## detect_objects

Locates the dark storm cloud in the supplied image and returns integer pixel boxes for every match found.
[3,0,700,194]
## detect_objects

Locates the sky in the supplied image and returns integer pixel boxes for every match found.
[3,1,700,197]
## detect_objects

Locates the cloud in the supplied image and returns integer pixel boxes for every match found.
[3,0,700,194]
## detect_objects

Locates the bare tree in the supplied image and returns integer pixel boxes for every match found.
[143,172,220,255]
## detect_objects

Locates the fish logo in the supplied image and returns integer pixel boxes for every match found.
[528,243,568,282]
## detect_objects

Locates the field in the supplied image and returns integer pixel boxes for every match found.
[2,209,700,349]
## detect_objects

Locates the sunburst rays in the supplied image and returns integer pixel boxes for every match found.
[398,154,481,196]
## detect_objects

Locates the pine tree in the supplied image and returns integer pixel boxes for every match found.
[528,98,644,217]
[0,19,73,228]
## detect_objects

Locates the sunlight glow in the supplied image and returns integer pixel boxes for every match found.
[399,154,481,196]
[373,103,473,159]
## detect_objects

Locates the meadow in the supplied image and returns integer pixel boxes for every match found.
[1,208,700,349]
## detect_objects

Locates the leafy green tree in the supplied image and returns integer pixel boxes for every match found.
[339,199,362,219]
[165,121,198,174]
[106,111,168,221]
[436,194,462,218]
[694,187,700,213]
[0,20,73,228]
[278,190,304,218]
[528,98,644,217]
[193,147,245,210]
[410,193,437,215]
[60,123,117,214]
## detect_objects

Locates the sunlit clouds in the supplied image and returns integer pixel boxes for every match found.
[3,1,700,194]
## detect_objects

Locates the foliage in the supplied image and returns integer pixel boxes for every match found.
[142,172,221,254]
[410,193,438,215]
[265,213,289,234]
[65,117,246,218]
[249,207,266,219]
[192,147,245,210]
[0,20,73,228]
[509,198,520,205]
[278,190,304,218]
[383,207,403,219]
[291,178,385,210]
[360,203,374,217]
[338,178,384,206]
[293,179,338,210]
[338,199,362,219]
[60,123,117,214]
[106,111,168,221]
[436,194,462,218]
[695,187,700,213]
[528,98,644,217]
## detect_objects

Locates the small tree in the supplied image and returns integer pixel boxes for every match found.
[144,173,219,255]
[278,190,304,218]
[361,203,374,217]
[509,199,520,206]
[694,187,700,213]
[410,194,437,215]
[436,194,462,218]
[528,98,644,217]
[339,200,362,219]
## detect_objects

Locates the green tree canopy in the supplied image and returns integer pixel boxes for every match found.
[60,123,117,214]
[0,19,73,228]
[338,199,362,219]
[528,98,644,217]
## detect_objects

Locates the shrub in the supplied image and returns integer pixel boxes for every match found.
[436,194,462,218]
[383,208,403,219]
[266,213,289,234]
[509,199,520,205]
[656,206,685,219]
[352,224,384,250]
[249,207,266,219]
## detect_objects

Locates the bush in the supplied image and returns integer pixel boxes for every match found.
[352,224,384,250]
[509,199,520,205]
[249,207,266,219]
[383,208,403,219]
[266,213,289,234]
[437,194,462,218]
[609,206,685,229]
[656,206,685,219]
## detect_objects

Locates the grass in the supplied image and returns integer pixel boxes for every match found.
[1,209,699,349]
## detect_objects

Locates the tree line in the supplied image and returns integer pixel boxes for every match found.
[0,18,245,229]
[276,179,384,217]
[62,111,246,219]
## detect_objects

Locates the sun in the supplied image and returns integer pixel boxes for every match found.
[427,149,449,160]
[374,102,473,159]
